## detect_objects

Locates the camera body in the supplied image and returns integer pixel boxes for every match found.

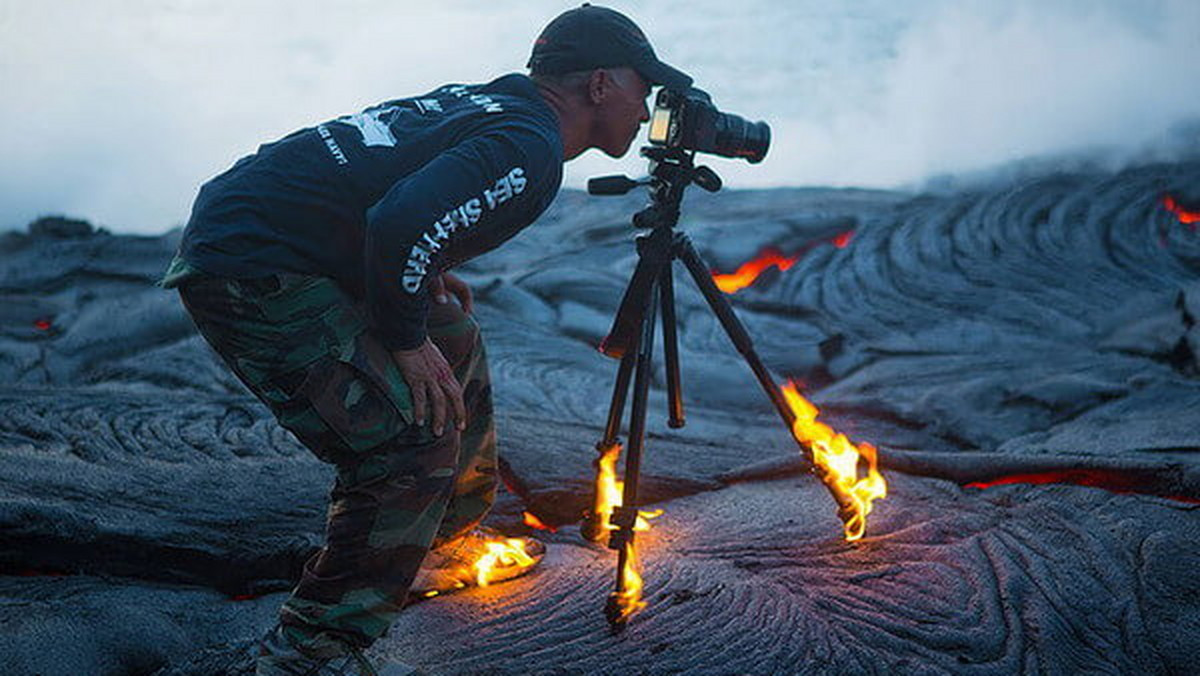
[647,88,770,164]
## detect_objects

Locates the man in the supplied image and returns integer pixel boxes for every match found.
[162,4,690,675]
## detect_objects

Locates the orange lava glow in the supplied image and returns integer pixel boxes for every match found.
[712,247,799,293]
[1163,195,1200,225]
[522,511,557,532]
[33,318,52,331]
[832,230,855,248]
[965,469,1200,504]
[781,381,887,541]
[472,537,535,587]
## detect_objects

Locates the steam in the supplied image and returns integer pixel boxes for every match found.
[784,0,1200,189]
[1,0,1197,234]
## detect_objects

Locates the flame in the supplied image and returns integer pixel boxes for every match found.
[33,318,52,331]
[522,511,557,532]
[593,443,661,532]
[780,381,887,541]
[1163,195,1200,225]
[712,247,799,294]
[592,443,662,624]
[472,538,535,587]
[609,541,647,623]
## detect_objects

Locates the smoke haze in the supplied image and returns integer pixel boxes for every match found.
[1,0,1197,233]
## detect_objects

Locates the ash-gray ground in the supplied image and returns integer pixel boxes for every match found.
[2,161,1198,675]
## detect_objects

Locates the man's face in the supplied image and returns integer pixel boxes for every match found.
[594,68,652,158]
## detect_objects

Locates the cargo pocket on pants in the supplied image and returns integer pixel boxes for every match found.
[298,343,416,455]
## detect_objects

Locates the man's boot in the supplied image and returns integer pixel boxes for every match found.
[409,527,546,599]
[255,624,420,676]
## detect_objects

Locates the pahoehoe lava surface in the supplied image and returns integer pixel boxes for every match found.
[1,162,1198,675]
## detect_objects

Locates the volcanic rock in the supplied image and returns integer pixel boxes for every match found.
[1,161,1198,675]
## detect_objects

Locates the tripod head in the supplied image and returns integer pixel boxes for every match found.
[587,146,722,232]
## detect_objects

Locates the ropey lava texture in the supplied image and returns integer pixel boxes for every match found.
[1,161,1198,675]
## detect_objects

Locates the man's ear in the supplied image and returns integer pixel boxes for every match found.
[587,69,610,105]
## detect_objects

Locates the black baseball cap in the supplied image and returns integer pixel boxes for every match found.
[527,4,693,92]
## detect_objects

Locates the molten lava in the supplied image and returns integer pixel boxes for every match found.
[712,234,855,293]
[522,511,556,532]
[472,537,535,587]
[1163,194,1200,226]
[781,381,887,541]
[832,230,855,248]
[712,247,799,293]
[965,469,1200,504]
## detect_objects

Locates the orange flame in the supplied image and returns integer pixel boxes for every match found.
[522,511,556,532]
[593,443,662,532]
[472,537,535,587]
[781,381,887,541]
[592,443,663,623]
[1163,195,1200,225]
[609,541,647,623]
[712,247,800,294]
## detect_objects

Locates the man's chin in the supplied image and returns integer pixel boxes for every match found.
[604,139,638,159]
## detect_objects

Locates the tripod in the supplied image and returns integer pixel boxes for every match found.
[580,147,859,631]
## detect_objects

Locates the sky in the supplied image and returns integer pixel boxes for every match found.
[1,0,1198,234]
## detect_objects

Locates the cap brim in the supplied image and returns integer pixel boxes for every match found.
[637,58,692,93]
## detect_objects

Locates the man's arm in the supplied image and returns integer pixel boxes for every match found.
[364,124,558,434]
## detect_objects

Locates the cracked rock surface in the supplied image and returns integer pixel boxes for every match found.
[1,162,1198,675]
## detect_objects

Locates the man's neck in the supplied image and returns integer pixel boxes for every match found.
[535,83,590,161]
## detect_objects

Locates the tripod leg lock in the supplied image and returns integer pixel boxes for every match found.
[607,506,639,550]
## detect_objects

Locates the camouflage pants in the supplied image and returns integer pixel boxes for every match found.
[176,273,496,654]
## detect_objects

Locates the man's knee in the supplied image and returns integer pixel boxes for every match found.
[426,300,481,368]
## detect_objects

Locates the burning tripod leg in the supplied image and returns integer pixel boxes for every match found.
[602,278,660,630]
[585,243,669,630]
[678,236,885,538]
[581,351,635,544]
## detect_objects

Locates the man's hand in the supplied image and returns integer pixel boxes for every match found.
[391,339,466,437]
[431,272,473,314]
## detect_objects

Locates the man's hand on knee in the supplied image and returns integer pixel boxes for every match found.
[392,339,467,436]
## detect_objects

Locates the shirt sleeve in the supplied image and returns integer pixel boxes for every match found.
[364,124,558,351]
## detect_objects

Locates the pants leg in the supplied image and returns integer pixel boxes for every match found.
[425,300,498,548]
[279,433,458,655]
[177,274,491,654]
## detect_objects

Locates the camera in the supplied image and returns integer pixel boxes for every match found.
[647,88,770,164]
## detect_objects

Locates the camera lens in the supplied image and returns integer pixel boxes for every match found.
[713,113,771,164]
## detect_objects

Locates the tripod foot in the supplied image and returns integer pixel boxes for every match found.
[605,593,630,633]
[580,510,607,543]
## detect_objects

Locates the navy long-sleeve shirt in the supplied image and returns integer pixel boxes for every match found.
[177,73,563,350]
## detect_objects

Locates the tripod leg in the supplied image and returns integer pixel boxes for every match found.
[606,280,659,630]
[660,265,685,429]
[600,226,676,358]
[675,237,796,430]
[679,236,860,518]
[581,351,636,543]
